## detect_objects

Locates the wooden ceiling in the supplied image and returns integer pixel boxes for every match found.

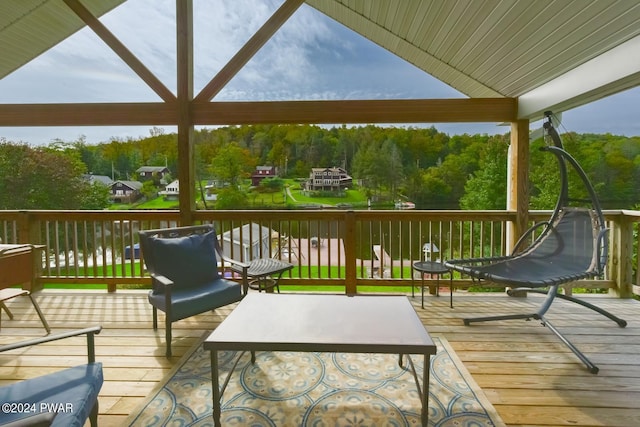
[306,0,640,120]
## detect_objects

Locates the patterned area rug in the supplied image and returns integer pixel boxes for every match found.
[128,336,504,426]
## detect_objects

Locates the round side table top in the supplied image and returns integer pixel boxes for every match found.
[413,260,449,274]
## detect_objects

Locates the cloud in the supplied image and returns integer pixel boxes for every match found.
[561,87,640,136]
[0,0,639,145]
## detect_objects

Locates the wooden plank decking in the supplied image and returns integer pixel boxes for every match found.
[0,289,639,427]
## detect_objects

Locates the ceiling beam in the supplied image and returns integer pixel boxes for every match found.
[518,35,640,121]
[194,0,304,102]
[62,0,176,103]
[0,98,516,127]
[192,98,517,125]
[0,103,177,126]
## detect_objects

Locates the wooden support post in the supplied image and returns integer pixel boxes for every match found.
[508,119,530,253]
[177,0,195,226]
[507,120,530,297]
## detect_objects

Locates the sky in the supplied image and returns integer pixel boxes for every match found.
[1,0,639,146]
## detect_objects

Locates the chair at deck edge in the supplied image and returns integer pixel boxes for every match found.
[445,112,627,374]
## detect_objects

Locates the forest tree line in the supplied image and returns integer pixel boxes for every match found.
[1,124,639,210]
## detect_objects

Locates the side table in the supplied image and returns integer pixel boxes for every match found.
[412,261,453,309]
[231,258,293,293]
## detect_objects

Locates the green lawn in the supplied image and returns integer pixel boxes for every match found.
[41,262,416,293]
[244,180,369,208]
[288,187,368,207]
[109,197,178,210]
[247,190,288,207]
[136,197,179,209]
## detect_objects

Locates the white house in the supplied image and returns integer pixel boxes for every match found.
[159,180,179,200]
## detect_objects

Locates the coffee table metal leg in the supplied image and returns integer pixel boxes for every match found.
[403,353,429,424]
[423,353,430,425]
[210,351,221,427]
[411,270,415,298]
[450,275,454,309]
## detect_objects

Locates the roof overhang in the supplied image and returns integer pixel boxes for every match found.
[306,0,640,119]
[0,0,126,79]
[518,35,640,121]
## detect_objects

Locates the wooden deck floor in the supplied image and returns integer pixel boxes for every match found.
[1,289,639,427]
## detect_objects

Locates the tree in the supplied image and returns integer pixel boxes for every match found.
[418,170,453,208]
[259,177,284,192]
[215,187,249,209]
[380,139,404,200]
[460,136,509,210]
[141,181,158,201]
[352,140,384,194]
[101,139,137,180]
[80,181,112,210]
[0,141,109,210]
[209,142,256,187]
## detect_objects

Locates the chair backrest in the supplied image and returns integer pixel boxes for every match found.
[523,207,603,277]
[139,225,224,290]
[528,113,608,277]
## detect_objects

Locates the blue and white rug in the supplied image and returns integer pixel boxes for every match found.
[128,336,503,426]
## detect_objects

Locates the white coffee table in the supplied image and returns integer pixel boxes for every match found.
[203,293,437,426]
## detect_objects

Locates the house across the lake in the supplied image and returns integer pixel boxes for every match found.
[159,179,179,200]
[251,166,278,187]
[83,174,113,186]
[304,167,352,192]
[110,180,143,204]
[136,166,170,183]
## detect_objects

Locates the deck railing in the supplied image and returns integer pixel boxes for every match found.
[0,209,637,297]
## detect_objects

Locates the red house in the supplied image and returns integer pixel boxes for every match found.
[251,166,277,187]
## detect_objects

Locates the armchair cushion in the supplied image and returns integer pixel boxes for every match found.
[0,363,103,427]
[148,230,220,291]
[148,278,241,321]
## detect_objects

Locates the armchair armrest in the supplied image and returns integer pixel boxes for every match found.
[150,273,174,288]
[0,326,102,364]
[219,254,250,294]
[219,253,250,271]
[149,273,176,315]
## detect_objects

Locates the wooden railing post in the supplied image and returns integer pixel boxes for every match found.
[344,210,357,295]
[609,213,633,298]
[16,211,45,292]
[16,211,30,244]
